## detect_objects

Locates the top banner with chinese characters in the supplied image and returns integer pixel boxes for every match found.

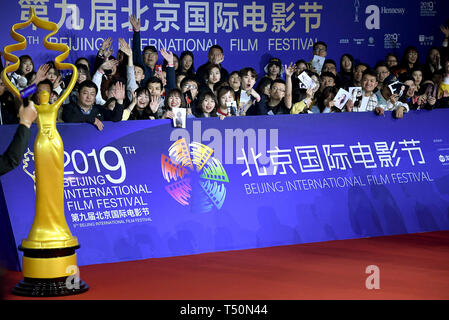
[0,0,447,77]
[1,110,449,270]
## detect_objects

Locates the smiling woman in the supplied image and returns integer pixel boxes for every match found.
[206,64,221,92]
[164,88,186,111]
[195,90,218,118]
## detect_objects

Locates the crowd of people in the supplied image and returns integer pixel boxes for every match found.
[1,16,449,130]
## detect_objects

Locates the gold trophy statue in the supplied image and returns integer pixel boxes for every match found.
[1,8,88,296]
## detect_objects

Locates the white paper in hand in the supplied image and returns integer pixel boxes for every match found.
[349,87,363,108]
[172,107,186,128]
[311,55,325,74]
[298,71,317,90]
[333,88,351,110]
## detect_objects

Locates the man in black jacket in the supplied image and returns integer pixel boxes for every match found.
[195,45,229,86]
[0,100,37,175]
[62,80,123,130]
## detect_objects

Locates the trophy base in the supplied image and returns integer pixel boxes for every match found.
[12,277,89,297]
[11,245,89,297]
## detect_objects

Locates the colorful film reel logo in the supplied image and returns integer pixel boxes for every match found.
[161,138,229,213]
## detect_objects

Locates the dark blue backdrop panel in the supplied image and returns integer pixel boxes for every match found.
[1,111,449,270]
[0,0,447,77]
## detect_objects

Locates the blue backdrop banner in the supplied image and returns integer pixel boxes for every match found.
[0,0,448,76]
[1,111,449,270]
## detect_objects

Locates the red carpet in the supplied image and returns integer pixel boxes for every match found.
[2,231,449,300]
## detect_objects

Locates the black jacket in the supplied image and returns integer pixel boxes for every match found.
[62,102,123,124]
[0,124,30,176]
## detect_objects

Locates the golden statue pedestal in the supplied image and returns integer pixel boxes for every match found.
[13,245,88,297]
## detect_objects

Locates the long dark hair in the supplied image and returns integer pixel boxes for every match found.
[400,46,420,71]
[194,90,218,117]
[339,54,354,74]
[129,87,153,120]
[164,88,187,110]
[317,86,338,113]
[255,76,273,96]
[179,51,195,75]
[216,86,235,109]
[17,55,34,76]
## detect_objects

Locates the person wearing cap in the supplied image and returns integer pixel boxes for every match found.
[129,15,159,86]
[264,58,284,81]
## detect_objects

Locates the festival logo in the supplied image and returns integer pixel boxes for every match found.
[161,138,229,213]
[420,1,437,17]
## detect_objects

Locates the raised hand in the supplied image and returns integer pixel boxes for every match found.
[214,53,224,65]
[160,47,173,66]
[441,25,449,38]
[118,38,132,57]
[284,62,295,78]
[101,37,112,51]
[112,81,126,104]
[54,75,64,89]
[104,45,113,60]
[100,59,118,72]
[129,15,141,32]
[34,64,50,84]
[149,95,159,111]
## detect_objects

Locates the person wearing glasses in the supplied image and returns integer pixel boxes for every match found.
[248,63,295,115]
[180,77,200,114]
[374,62,391,92]
[312,41,328,58]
